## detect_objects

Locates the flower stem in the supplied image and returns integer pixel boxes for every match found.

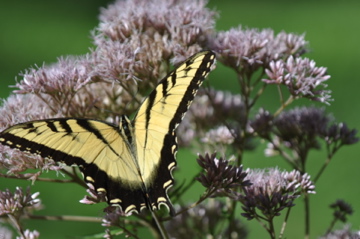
[279,207,292,238]
[274,95,295,117]
[27,214,102,222]
[304,194,310,239]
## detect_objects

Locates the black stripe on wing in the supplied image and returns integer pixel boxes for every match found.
[143,131,177,216]
[170,51,216,131]
[0,130,85,166]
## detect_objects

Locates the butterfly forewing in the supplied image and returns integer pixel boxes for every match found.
[132,51,216,211]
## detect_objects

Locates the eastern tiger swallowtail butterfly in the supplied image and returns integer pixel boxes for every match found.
[0,50,216,215]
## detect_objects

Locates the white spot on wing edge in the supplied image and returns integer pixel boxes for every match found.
[163,179,172,189]
[110,198,122,204]
[85,176,95,183]
[157,197,167,203]
[119,203,147,216]
[168,162,176,170]
[97,188,106,193]
[171,145,176,154]
[124,204,137,214]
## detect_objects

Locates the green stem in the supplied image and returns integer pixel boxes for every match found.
[228,200,238,239]
[314,144,338,183]
[279,207,292,238]
[274,95,295,117]
[268,218,276,239]
[0,173,75,183]
[61,168,87,188]
[325,217,338,235]
[27,214,102,223]
[266,139,299,170]
[249,83,266,108]
[150,210,169,239]
[8,215,25,237]
[304,194,310,239]
[253,215,274,238]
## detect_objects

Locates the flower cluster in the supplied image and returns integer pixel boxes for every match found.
[92,0,217,98]
[235,168,315,220]
[102,207,127,227]
[264,56,331,103]
[0,227,40,239]
[329,200,353,223]
[166,200,248,238]
[260,107,358,171]
[201,125,235,145]
[0,225,12,239]
[0,144,61,178]
[274,107,329,147]
[261,107,323,159]
[16,56,92,95]
[196,153,250,196]
[0,187,41,238]
[250,109,273,139]
[0,94,53,126]
[0,97,61,176]
[101,207,139,238]
[0,187,41,218]
[210,27,307,70]
[17,230,40,239]
[320,225,360,239]
[96,0,216,47]
[326,122,359,146]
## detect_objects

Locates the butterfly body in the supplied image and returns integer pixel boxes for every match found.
[0,50,216,215]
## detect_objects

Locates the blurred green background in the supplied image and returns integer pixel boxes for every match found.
[1,0,359,238]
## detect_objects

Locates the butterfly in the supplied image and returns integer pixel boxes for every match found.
[0,50,216,215]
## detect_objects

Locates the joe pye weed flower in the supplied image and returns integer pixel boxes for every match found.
[0,0,359,238]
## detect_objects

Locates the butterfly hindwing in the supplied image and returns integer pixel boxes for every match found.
[0,50,216,215]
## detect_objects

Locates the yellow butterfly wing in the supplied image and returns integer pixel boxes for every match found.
[0,118,153,214]
[132,50,216,212]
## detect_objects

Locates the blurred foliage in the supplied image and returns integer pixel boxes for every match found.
[1,0,359,238]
